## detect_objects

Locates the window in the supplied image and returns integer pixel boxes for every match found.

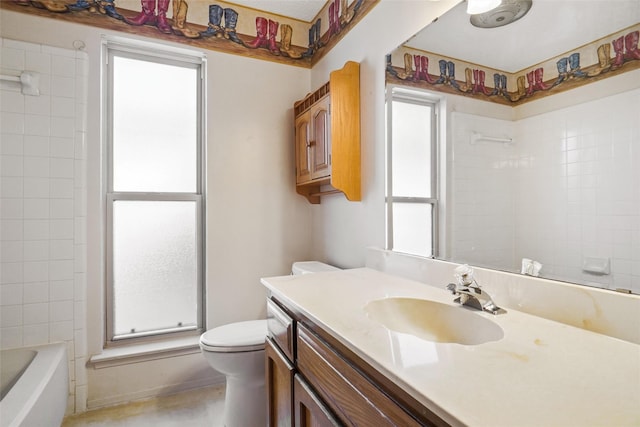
[104,39,205,343]
[385,87,439,258]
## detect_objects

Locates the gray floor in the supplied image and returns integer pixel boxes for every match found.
[62,385,225,427]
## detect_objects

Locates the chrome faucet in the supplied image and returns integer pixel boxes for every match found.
[446,265,502,315]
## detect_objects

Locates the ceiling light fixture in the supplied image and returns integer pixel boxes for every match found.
[466,0,501,15]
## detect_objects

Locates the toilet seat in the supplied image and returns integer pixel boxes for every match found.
[200,319,268,353]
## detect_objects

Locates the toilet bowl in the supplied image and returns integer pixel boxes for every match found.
[199,261,339,427]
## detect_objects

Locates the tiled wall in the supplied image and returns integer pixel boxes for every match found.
[450,112,517,271]
[0,37,88,413]
[450,89,640,294]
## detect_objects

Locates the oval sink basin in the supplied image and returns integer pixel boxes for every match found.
[364,297,504,345]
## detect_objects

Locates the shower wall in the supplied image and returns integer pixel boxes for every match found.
[0,37,88,413]
[450,89,640,293]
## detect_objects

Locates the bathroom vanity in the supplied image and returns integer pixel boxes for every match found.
[262,268,640,427]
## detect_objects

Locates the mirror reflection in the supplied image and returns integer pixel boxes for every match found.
[385,1,640,294]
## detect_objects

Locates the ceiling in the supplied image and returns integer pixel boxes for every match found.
[405,0,640,73]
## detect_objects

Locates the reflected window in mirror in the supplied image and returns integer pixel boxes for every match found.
[385,87,439,258]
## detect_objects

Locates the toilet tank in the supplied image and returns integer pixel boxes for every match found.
[291,261,341,275]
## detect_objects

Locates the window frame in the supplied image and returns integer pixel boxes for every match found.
[385,86,440,258]
[102,38,206,345]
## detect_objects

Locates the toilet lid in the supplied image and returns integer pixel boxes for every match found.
[200,320,268,352]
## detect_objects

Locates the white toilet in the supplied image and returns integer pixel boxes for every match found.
[199,261,340,427]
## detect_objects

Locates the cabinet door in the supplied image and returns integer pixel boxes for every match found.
[295,112,312,184]
[294,375,341,427]
[266,337,294,427]
[310,96,331,180]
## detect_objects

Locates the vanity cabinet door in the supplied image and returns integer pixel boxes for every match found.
[266,337,294,427]
[296,324,425,427]
[294,374,341,427]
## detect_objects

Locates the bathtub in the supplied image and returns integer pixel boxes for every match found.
[0,343,68,427]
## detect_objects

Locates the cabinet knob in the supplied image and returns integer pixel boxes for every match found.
[307,140,316,147]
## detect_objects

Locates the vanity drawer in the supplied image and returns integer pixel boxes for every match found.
[267,299,295,361]
[296,324,425,427]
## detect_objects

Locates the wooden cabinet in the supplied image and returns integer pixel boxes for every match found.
[266,297,449,427]
[266,337,295,427]
[295,95,331,185]
[294,62,361,204]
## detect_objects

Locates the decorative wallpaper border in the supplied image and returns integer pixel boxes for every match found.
[386,24,640,105]
[0,0,379,68]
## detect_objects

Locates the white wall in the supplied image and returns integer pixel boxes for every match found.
[1,8,312,410]
[0,37,88,414]
[308,0,461,268]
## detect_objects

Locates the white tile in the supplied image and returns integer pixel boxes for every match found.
[23,260,49,282]
[25,94,51,116]
[52,55,76,77]
[50,157,74,178]
[74,272,86,302]
[1,90,25,113]
[38,74,51,97]
[50,279,74,301]
[3,39,41,52]
[24,219,49,240]
[1,176,23,198]
[25,50,51,74]
[49,259,74,280]
[23,240,49,261]
[0,133,24,156]
[50,320,74,341]
[74,131,86,160]
[0,112,25,134]
[0,198,23,219]
[24,135,50,156]
[50,198,74,219]
[0,326,23,349]
[50,178,74,198]
[51,96,75,118]
[23,324,49,346]
[51,117,74,138]
[51,76,75,98]
[50,239,74,260]
[50,219,73,239]
[23,281,49,304]
[23,302,49,325]
[74,327,87,357]
[0,262,23,284]
[24,114,50,136]
[23,198,49,219]
[1,219,23,241]
[74,188,86,216]
[50,300,74,321]
[24,177,50,198]
[74,244,86,273]
[1,155,23,177]
[1,240,23,263]
[42,45,75,58]
[0,283,23,306]
[74,217,86,244]
[1,47,25,70]
[74,158,85,188]
[23,156,50,178]
[75,384,88,413]
[50,137,74,158]
[1,305,23,327]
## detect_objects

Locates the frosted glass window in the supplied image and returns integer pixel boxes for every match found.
[112,56,198,193]
[392,203,433,258]
[391,100,433,198]
[105,41,204,342]
[112,201,197,336]
[386,90,438,259]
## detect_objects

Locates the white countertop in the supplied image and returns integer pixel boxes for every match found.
[261,268,640,427]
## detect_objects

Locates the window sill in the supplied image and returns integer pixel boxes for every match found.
[88,335,202,369]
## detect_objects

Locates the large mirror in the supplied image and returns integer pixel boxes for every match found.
[386,0,640,294]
